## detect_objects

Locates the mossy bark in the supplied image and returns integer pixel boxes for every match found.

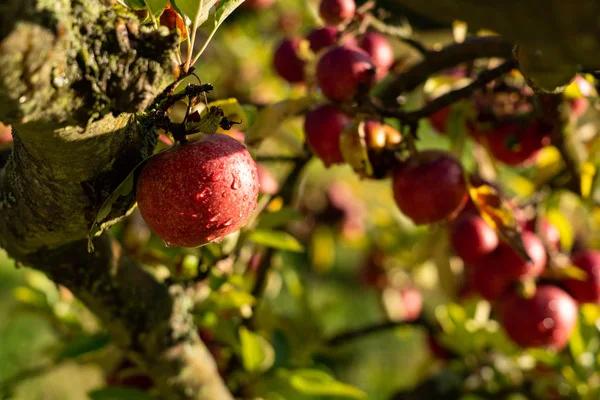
[0,0,232,398]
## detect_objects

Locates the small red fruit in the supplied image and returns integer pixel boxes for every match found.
[470,261,511,301]
[358,31,394,81]
[428,107,451,134]
[304,104,351,166]
[256,163,279,195]
[564,250,600,304]
[316,45,376,102]
[136,134,259,247]
[392,151,467,224]
[479,120,550,166]
[273,38,305,83]
[486,231,547,281]
[319,0,356,25]
[524,218,560,252]
[450,214,499,265]
[0,123,12,146]
[500,286,578,349]
[306,26,355,53]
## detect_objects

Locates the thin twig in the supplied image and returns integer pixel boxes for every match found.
[377,36,515,106]
[326,317,431,347]
[372,59,518,124]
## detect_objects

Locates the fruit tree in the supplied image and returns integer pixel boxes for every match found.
[2,0,600,399]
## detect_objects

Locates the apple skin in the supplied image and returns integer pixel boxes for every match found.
[428,107,451,134]
[475,120,550,166]
[358,31,394,81]
[136,134,259,247]
[500,285,578,350]
[487,231,548,281]
[307,26,356,53]
[316,45,376,103]
[471,231,547,301]
[319,0,356,25]
[273,38,305,83]
[524,217,561,252]
[392,151,467,225]
[450,214,499,265]
[304,104,351,167]
[564,250,600,304]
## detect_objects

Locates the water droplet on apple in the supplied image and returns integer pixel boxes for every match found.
[231,173,240,189]
[221,191,227,198]
[209,213,221,222]
[219,219,233,228]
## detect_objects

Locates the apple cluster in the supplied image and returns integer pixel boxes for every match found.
[271,0,600,353]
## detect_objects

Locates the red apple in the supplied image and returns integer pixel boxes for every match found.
[316,45,376,102]
[500,285,578,349]
[524,218,560,252]
[428,107,451,134]
[306,25,356,53]
[273,38,305,83]
[392,151,467,224]
[450,214,499,265]
[358,31,394,81]
[304,104,351,166]
[564,250,600,304]
[485,231,547,281]
[319,0,356,25]
[479,120,550,166]
[136,134,259,247]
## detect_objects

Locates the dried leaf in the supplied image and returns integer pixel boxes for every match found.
[467,182,531,262]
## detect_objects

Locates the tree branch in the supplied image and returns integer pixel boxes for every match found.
[326,317,430,347]
[22,234,232,400]
[372,59,518,124]
[376,36,514,106]
[0,1,234,398]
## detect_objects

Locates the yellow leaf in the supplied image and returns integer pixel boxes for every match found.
[207,98,249,132]
[558,265,588,281]
[580,161,596,199]
[246,97,312,146]
[546,209,574,251]
[467,182,531,262]
[339,121,374,178]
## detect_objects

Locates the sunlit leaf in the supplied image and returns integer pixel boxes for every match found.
[206,98,248,132]
[581,161,596,199]
[339,121,373,178]
[245,97,312,146]
[556,264,588,281]
[145,0,169,15]
[214,0,244,28]
[248,230,304,253]
[467,182,531,262]
[89,387,153,400]
[186,106,224,134]
[546,209,574,251]
[239,326,274,373]
[287,369,367,399]
[170,0,215,27]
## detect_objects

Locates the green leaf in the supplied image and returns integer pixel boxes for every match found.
[569,316,586,362]
[145,0,170,16]
[171,0,214,27]
[88,387,153,400]
[118,0,147,10]
[246,97,312,146]
[247,230,304,253]
[57,333,110,361]
[288,369,367,399]
[87,148,158,252]
[241,104,258,129]
[213,0,244,28]
[256,207,303,230]
[186,106,224,134]
[239,326,274,373]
